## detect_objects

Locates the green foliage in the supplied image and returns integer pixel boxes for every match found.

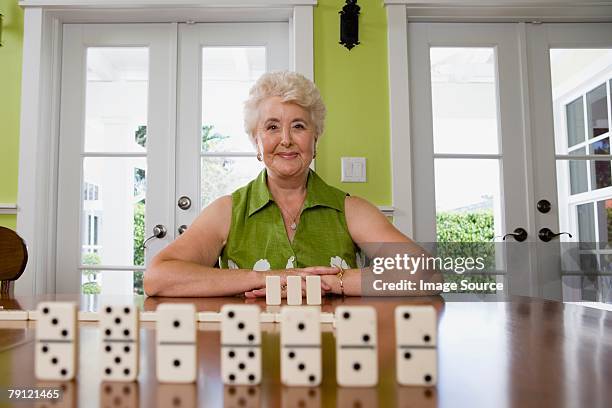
[436,211,494,243]
[133,201,145,267]
[436,210,497,293]
[81,252,101,294]
[201,124,229,151]
[133,201,145,295]
[135,125,147,148]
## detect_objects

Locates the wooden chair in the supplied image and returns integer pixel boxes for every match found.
[0,227,28,297]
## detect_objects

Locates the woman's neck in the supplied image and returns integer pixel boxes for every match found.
[267,170,309,201]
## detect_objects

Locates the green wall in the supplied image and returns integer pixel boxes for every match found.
[314,0,391,206]
[0,0,392,230]
[0,0,23,229]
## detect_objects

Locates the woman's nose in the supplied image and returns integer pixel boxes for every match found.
[280,127,293,146]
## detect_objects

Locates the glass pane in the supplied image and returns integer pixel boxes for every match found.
[81,270,142,295]
[201,47,265,153]
[430,47,500,155]
[591,159,612,190]
[201,157,264,208]
[566,97,585,148]
[434,159,501,242]
[82,157,146,266]
[568,148,588,195]
[586,83,609,139]
[589,137,610,154]
[577,202,595,242]
[84,48,149,153]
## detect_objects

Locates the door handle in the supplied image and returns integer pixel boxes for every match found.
[178,196,192,210]
[538,228,572,242]
[143,224,167,248]
[502,227,528,242]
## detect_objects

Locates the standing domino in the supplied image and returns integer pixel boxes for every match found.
[286,276,302,305]
[335,306,378,387]
[156,304,197,383]
[100,304,139,381]
[220,304,261,385]
[266,276,281,306]
[305,276,321,305]
[280,306,321,386]
[35,302,78,381]
[395,305,437,386]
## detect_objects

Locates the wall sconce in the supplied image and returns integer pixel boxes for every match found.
[339,0,360,51]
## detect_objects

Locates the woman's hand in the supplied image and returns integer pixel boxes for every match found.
[244,266,338,298]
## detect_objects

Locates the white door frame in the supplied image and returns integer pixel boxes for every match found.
[385,0,612,236]
[176,23,290,236]
[16,0,316,296]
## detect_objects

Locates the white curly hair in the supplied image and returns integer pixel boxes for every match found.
[243,71,326,143]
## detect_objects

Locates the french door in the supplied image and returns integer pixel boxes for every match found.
[410,22,612,303]
[56,23,289,294]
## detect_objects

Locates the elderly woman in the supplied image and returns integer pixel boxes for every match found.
[144,71,439,298]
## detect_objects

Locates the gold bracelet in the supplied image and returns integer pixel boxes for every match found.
[336,266,345,296]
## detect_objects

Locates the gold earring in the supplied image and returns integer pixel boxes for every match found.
[257,152,262,161]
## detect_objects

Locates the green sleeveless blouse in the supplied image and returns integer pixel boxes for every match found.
[220,169,359,271]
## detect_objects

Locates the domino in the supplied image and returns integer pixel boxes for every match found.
[100,382,138,407]
[282,386,320,408]
[35,381,75,408]
[220,304,261,385]
[78,311,99,321]
[197,312,223,322]
[224,385,260,408]
[335,306,378,387]
[286,276,302,305]
[157,384,197,408]
[156,304,197,383]
[140,311,156,322]
[100,304,140,381]
[266,275,281,305]
[395,305,437,386]
[306,276,321,305]
[0,310,28,320]
[35,302,78,381]
[280,306,321,386]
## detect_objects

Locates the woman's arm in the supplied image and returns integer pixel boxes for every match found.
[321,196,443,296]
[144,196,337,297]
[144,195,258,297]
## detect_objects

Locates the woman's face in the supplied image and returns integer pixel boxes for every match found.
[255,96,317,179]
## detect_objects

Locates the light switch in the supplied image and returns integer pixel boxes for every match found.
[341,157,366,182]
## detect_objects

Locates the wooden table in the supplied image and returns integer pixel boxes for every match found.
[0,295,610,408]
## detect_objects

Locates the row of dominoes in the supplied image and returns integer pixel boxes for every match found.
[34,302,437,387]
[221,304,437,387]
[265,275,322,305]
[0,309,334,323]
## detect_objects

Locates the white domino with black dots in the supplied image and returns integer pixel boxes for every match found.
[35,302,78,381]
[395,305,437,386]
[280,306,322,386]
[220,304,262,385]
[334,306,378,387]
[156,304,197,383]
[100,304,139,381]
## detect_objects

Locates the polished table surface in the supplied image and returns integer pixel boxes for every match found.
[0,295,611,408]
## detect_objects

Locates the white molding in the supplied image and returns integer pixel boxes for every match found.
[383,0,612,22]
[0,204,18,215]
[20,0,317,7]
[292,5,313,80]
[386,5,414,236]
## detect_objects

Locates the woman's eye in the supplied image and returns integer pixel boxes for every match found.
[294,124,305,129]
[267,125,278,131]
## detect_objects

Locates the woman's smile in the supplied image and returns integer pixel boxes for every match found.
[277,152,299,159]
